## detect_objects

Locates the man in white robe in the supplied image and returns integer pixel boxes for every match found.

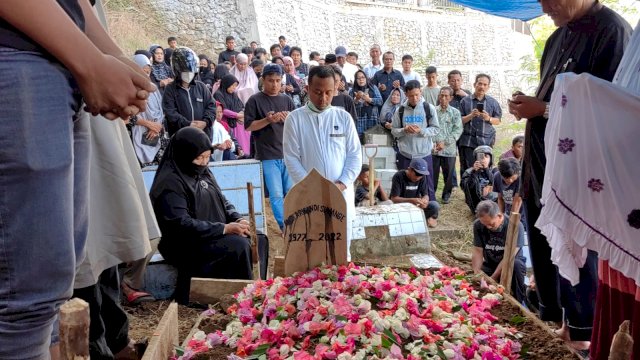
[283,65,362,260]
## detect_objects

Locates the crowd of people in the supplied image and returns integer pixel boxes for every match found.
[1,0,637,359]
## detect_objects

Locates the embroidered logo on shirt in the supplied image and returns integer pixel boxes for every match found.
[196,98,203,102]
[334,125,339,130]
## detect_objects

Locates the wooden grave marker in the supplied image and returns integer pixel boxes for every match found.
[283,169,348,276]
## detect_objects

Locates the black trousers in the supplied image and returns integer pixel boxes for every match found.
[73,266,129,360]
[482,257,527,303]
[526,198,598,341]
[173,233,269,304]
[459,146,476,178]
[432,155,456,198]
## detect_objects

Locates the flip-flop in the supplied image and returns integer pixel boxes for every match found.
[126,291,155,305]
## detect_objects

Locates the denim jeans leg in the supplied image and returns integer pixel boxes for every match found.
[424,201,441,219]
[0,49,84,359]
[280,159,293,196]
[262,159,285,229]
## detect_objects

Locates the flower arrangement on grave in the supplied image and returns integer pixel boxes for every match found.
[176,264,522,360]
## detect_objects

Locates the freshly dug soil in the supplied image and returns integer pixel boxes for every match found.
[191,346,234,359]
[198,313,233,334]
[490,302,578,359]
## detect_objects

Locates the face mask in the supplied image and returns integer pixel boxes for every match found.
[181,71,196,83]
[199,66,207,72]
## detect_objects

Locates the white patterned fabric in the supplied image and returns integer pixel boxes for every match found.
[536,72,640,286]
[613,20,640,96]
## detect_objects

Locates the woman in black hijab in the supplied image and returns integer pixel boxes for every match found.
[198,54,215,88]
[211,65,230,94]
[149,127,268,304]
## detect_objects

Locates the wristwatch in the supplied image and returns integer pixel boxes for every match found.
[543,103,550,119]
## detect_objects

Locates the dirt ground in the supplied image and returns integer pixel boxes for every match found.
[126,190,576,359]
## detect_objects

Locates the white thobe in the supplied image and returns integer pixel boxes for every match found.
[283,106,362,259]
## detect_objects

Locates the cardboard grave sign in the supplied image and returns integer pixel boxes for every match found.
[283,169,348,275]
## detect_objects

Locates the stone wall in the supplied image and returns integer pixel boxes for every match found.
[150,0,535,103]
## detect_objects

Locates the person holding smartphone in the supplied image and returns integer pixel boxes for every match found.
[458,74,502,177]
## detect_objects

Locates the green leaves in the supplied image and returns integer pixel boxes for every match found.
[509,314,527,325]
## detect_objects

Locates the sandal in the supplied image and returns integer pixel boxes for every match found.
[125,290,155,305]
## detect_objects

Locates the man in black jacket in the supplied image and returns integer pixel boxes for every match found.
[163,47,216,140]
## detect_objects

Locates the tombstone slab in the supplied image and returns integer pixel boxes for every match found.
[283,169,348,275]
[350,203,431,259]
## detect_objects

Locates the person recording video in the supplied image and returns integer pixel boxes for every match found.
[458,74,502,177]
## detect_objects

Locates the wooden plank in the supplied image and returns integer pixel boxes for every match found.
[142,302,179,360]
[247,182,260,280]
[190,278,254,304]
[59,298,90,360]
[500,212,521,293]
[274,256,286,278]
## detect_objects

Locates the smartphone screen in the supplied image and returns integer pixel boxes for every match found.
[476,103,484,113]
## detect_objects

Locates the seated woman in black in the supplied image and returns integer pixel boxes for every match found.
[150,127,268,304]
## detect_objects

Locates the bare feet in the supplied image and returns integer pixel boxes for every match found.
[427,218,438,228]
[554,322,591,352]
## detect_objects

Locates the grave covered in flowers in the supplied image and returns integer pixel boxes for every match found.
[176,264,525,360]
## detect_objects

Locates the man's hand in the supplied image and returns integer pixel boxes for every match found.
[338,81,346,91]
[392,80,401,88]
[335,181,347,191]
[236,218,250,226]
[224,222,251,237]
[285,84,294,93]
[404,125,420,134]
[509,95,546,120]
[472,161,482,171]
[378,83,387,92]
[481,111,491,122]
[146,121,163,133]
[471,108,480,118]
[190,120,206,129]
[384,122,392,129]
[145,130,159,140]
[79,54,156,120]
[455,89,467,97]
[373,179,381,190]
[435,142,445,152]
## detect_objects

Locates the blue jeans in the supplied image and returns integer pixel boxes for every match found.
[0,48,89,359]
[262,159,292,229]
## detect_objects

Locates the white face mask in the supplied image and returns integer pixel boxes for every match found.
[181,71,196,83]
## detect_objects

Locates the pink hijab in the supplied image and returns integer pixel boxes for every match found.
[230,53,259,103]
[283,56,299,80]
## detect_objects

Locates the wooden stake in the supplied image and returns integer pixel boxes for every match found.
[247,182,260,280]
[141,303,178,360]
[364,145,378,206]
[609,320,634,360]
[59,298,90,360]
[500,212,521,294]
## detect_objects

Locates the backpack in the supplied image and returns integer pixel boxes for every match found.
[393,102,433,151]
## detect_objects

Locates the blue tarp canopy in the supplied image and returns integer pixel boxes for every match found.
[450,0,543,21]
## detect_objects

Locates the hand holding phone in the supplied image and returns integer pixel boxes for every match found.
[476,103,484,113]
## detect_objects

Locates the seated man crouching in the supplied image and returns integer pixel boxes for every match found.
[472,200,526,302]
[355,164,393,207]
[390,158,440,228]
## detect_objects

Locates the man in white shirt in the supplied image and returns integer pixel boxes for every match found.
[284,65,362,260]
[335,45,359,85]
[401,54,421,83]
[363,44,383,79]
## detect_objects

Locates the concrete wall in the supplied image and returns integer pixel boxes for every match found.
[150,0,535,103]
